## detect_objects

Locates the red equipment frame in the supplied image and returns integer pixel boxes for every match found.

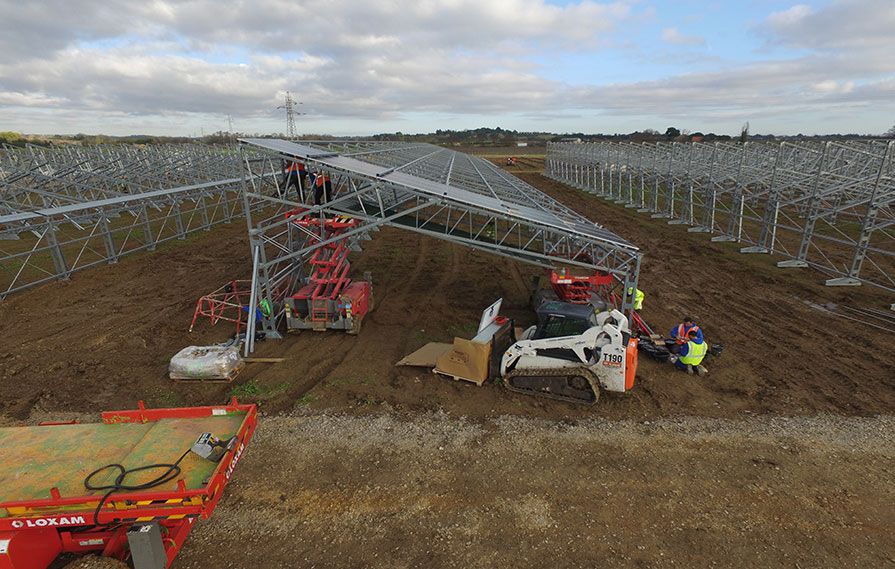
[549,269,614,303]
[549,270,653,335]
[189,280,254,334]
[0,400,257,569]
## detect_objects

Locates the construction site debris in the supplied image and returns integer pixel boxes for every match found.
[396,343,453,368]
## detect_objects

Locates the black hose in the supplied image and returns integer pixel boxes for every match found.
[84,448,192,525]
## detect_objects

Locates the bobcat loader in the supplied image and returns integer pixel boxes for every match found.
[500,302,638,404]
[401,299,638,405]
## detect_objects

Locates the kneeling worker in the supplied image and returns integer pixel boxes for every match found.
[670,316,702,343]
[672,329,708,375]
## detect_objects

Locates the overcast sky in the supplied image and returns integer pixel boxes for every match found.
[0,0,893,137]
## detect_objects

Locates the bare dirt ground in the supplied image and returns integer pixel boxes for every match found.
[1,159,892,422]
[1,153,893,567]
[177,412,895,569]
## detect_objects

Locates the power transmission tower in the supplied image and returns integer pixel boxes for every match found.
[277,91,304,138]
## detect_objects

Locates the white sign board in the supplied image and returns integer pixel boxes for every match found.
[478,298,503,334]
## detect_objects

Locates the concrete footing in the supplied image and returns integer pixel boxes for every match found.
[777,260,808,268]
[825,277,861,287]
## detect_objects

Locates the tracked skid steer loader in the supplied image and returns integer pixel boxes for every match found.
[500,304,638,404]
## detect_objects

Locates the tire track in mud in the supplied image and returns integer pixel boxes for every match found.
[365,233,430,327]
[326,239,463,394]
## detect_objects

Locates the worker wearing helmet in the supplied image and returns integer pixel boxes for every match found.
[671,329,708,376]
[670,315,703,344]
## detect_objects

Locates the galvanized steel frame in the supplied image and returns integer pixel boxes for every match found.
[0,144,252,299]
[547,140,895,293]
[238,139,642,350]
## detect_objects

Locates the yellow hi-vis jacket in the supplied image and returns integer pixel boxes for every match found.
[634,289,645,310]
[679,340,707,366]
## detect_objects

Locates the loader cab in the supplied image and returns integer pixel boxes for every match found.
[532,301,599,340]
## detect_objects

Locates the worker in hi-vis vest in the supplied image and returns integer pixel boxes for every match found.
[283,160,305,200]
[669,316,703,344]
[672,328,708,376]
[626,287,645,311]
[314,172,332,205]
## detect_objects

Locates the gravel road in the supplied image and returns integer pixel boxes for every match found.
[177,411,895,568]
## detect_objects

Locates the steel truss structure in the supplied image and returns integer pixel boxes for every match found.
[0,144,255,299]
[238,138,642,351]
[547,140,895,293]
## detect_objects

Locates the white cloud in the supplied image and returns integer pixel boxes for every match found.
[762,0,895,50]
[0,0,893,135]
[766,4,813,28]
[810,80,855,94]
[660,27,706,47]
[0,91,67,107]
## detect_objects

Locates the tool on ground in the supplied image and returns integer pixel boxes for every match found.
[0,401,257,569]
[637,329,722,364]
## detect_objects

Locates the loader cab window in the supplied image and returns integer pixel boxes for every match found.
[536,315,590,340]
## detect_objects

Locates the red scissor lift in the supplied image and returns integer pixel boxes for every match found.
[548,270,653,335]
[283,210,371,334]
[0,401,257,569]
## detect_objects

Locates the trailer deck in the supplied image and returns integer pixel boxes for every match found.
[0,401,257,569]
[0,415,244,506]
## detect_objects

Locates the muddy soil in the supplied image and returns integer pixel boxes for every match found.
[1,166,892,422]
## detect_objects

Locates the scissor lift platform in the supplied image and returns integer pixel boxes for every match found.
[0,401,257,569]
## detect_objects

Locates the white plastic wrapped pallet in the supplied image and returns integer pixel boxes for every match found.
[169,345,244,380]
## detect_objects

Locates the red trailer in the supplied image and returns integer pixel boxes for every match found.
[0,401,257,569]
